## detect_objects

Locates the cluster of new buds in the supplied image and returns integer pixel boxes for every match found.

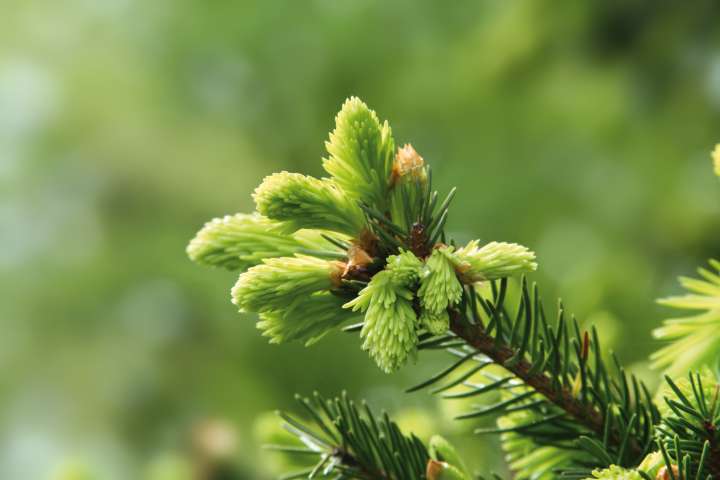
[188,97,537,373]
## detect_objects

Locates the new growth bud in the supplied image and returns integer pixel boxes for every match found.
[385,249,424,284]
[586,466,644,480]
[713,144,720,177]
[232,255,343,313]
[392,144,427,183]
[257,292,357,346]
[253,171,365,236]
[390,143,428,231]
[189,97,542,374]
[346,270,418,373]
[344,251,423,373]
[187,213,311,271]
[453,240,537,282]
[323,97,395,210]
[418,247,463,327]
[419,309,449,335]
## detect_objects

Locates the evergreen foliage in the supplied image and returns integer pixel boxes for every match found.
[323,97,396,211]
[231,255,343,313]
[652,260,720,377]
[254,171,366,236]
[187,213,336,271]
[269,392,430,479]
[418,247,464,319]
[189,100,720,479]
[344,251,423,373]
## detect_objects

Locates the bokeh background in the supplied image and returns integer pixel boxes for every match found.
[2,1,720,478]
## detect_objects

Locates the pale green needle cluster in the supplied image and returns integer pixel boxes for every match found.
[419,309,450,336]
[713,144,720,177]
[256,292,355,346]
[323,96,395,210]
[253,171,365,236]
[231,255,342,313]
[188,97,536,373]
[453,240,538,282]
[419,247,464,315]
[345,251,422,373]
[385,249,424,283]
[651,260,720,377]
[187,213,316,271]
[585,465,644,480]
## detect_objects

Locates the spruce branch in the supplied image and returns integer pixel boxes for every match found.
[654,371,720,478]
[268,392,432,480]
[188,98,720,480]
[409,278,658,477]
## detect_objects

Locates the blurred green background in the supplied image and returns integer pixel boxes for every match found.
[2,0,720,478]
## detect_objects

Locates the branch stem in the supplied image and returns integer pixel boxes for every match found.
[449,315,644,461]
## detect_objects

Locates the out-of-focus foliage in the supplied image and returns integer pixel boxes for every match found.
[1,0,719,478]
[652,261,720,376]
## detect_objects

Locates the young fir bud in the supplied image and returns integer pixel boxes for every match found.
[389,144,428,231]
[420,309,449,335]
[187,213,329,272]
[429,435,470,478]
[231,255,343,314]
[344,258,420,373]
[656,466,679,480]
[426,460,468,480]
[385,249,424,284]
[586,466,644,480]
[637,452,663,478]
[453,240,537,283]
[253,171,365,236]
[713,144,720,177]
[257,292,357,346]
[322,97,395,210]
[418,247,463,316]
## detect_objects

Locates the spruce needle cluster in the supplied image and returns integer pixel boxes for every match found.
[189,99,720,480]
[189,97,536,373]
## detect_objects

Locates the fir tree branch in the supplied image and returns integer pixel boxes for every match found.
[449,313,642,460]
[410,278,658,477]
[656,372,720,478]
[270,392,431,480]
[189,98,720,480]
